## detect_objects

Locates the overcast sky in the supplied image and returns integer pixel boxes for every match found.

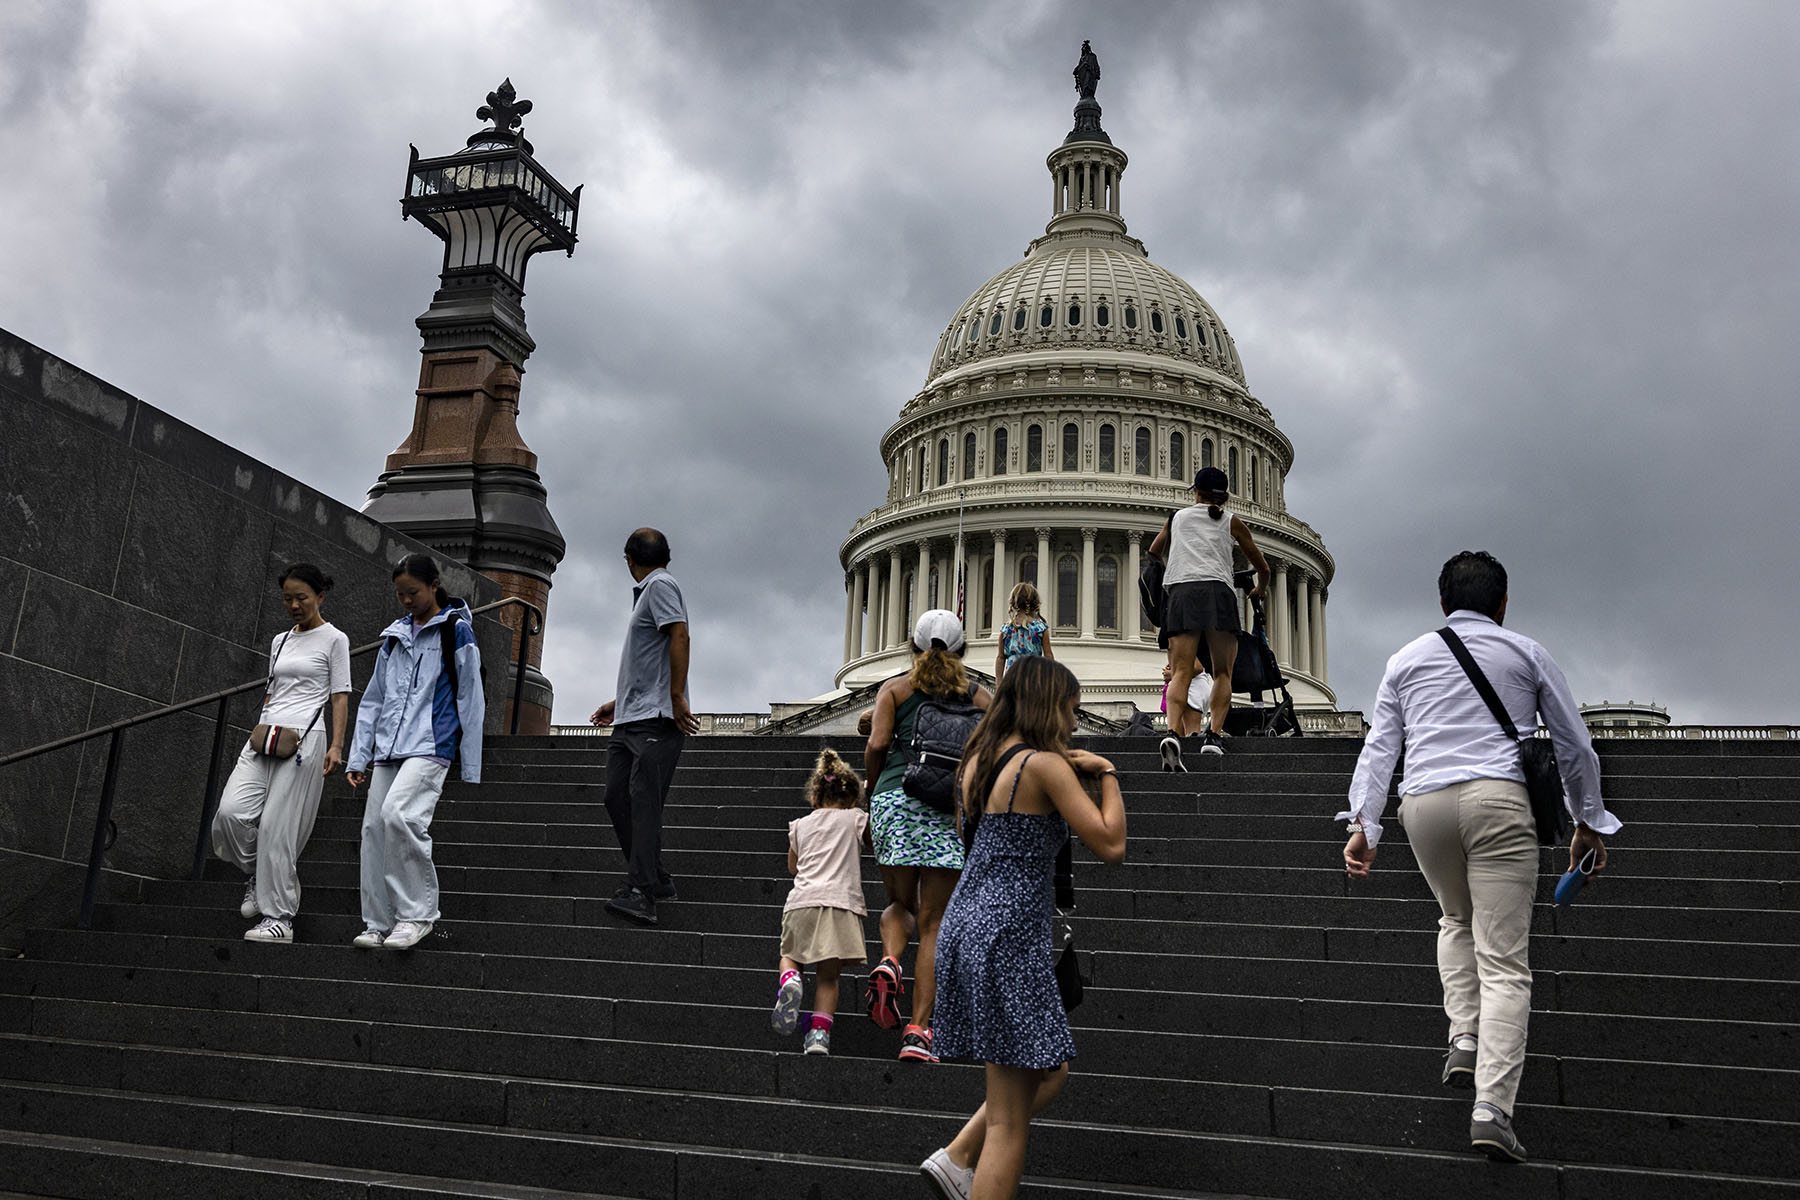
[4,0,1797,726]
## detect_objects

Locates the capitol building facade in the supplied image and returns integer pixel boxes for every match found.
[835,56,1338,715]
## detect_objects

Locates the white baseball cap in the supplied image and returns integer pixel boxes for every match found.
[912,609,966,653]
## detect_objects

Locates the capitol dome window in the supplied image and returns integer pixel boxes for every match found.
[964,432,977,480]
[1228,446,1239,493]
[1150,310,1165,335]
[1026,424,1043,471]
[988,312,1002,336]
[903,572,915,632]
[1098,557,1119,630]
[1061,423,1079,471]
[929,566,940,609]
[1056,554,1078,628]
[1039,304,1054,328]
[966,319,979,345]
[918,448,928,493]
[1019,554,1038,589]
[1068,302,1082,326]
[1096,304,1110,327]
[1099,424,1115,472]
[1201,437,1214,469]
[1250,456,1259,504]
[1013,306,1027,331]
[1170,432,1185,480]
[1135,427,1151,476]
[937,439,950,487]
[1124,304,1138,330]
[1175,315,1188,340]
[993,427,1008,475]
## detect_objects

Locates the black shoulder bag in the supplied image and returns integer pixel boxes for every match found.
[1437,627,1571,847]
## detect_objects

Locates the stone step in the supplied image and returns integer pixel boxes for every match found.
[73,898,1800,983]
[22,928,1799,1072]
[129,876,1800,946]
[309,812,1790,851]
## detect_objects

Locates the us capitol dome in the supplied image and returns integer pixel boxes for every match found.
[834,45,1338,716]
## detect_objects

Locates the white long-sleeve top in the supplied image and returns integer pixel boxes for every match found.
[1341,610,1621,848]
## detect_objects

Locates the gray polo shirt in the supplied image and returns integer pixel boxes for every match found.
[615,568,689,724]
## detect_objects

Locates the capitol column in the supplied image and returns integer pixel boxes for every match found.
[842,572,856,663]
[1271,562,1290,666]
[990,530,1010,633]
[1311,585,1327,682]
[887,546,906,648]
[1035,528,1052,594]
[1079,527,1098,639]
[916,540,932,622]
[851,563,867,659]
[1293,573,1313,677]
[1124,530,1142,640]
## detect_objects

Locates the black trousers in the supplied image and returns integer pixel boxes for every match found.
[604,717,686,891]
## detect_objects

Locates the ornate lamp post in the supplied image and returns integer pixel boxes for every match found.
[364,79,581,734]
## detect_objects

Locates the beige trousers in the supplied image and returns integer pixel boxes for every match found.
[1399,778,1538,1113]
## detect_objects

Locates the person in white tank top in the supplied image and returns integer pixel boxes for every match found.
[1148,467,1270,763]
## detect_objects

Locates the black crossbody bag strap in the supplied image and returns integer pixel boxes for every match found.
[1437,627,1524,743]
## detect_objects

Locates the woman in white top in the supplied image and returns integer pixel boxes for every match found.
[1148,467,1269,764]
[211,563,351,943]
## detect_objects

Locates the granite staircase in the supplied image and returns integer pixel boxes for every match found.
[0,735,1796,1199]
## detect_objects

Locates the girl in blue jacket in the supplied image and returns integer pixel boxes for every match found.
[346,554,484,949]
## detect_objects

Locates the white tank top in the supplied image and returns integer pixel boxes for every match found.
[1165,504,1236,585]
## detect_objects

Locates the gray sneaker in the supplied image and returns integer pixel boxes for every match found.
[802,1026,831,1056]
[239,880,259,920]
[1470,1102,1526,1163]
[1443,1040,1476,1088]
[772,975,803,1035]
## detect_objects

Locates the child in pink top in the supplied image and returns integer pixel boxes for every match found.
[772,749,870,1055]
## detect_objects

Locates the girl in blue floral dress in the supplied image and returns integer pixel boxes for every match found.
[993,582,1053,683]
[921,657,1127,1200]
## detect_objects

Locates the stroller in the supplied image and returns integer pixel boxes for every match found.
[1197,570,1303,737]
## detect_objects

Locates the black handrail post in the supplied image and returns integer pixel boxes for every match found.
[510,614,534,736]
[77,731,125,931]
[191,694,232,881]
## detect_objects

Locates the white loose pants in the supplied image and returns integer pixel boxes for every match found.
[359,758,448,932]
[1399,778,1539,1114]
[211,731,326,921]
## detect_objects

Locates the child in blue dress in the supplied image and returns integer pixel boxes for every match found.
[772,749,870,1055]
[993,582,1053,683]
[922,657,1127,1200]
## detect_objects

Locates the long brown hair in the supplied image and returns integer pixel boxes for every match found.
[958,656,1080,848]
[909,646,969,698]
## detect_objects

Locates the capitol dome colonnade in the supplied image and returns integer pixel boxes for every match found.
[836,49,1336,713]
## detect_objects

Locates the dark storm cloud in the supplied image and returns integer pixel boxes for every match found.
[3,1,1795,724]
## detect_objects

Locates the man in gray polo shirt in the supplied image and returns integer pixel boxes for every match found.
[589,528,699,925]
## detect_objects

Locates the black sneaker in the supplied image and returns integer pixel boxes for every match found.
[1158,735,1186,773]
[1470,1102,1526,1163]
[1198,730,1225,756]
[604,887,657,926]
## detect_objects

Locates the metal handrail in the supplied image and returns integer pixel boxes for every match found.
[0,595,542,929]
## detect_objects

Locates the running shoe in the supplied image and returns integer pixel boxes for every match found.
[865,956,905,1029]
[772,974,803,1035]
[1159,735,1186,772]
[1198,730,1225,756]
[1470,1102,1527,1163]
[898,1024,938,1062]
[243,917,291,943]
[802,1026,832,1056]
[1442,1036,1477,1088]
[352,929,386,949]
[239,879,259,920]
[384,920,434,950]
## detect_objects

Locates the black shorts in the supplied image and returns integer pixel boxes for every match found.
[1162,580,1241,638]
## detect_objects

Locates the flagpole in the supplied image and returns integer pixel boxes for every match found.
[955,489,967,623]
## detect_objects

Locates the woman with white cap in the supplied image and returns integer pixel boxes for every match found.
[863,610,992,1062]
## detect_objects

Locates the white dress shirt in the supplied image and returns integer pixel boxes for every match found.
[1341,610,1621,848]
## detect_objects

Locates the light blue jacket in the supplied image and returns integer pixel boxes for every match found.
[348,600,485,783]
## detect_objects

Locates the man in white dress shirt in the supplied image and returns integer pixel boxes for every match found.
[1340,551,1620,1163]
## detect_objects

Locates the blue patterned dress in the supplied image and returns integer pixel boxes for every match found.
[932,750,1076,1069]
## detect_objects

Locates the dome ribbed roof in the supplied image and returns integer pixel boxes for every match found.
[925,242,1245,389]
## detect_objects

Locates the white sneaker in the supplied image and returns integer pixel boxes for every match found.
[239,880,259,920]
[243,917,292,943]
[1158,735,1186,773]
[352,929,386,949]
[772,974,803,1035]
[920,1147,974,1200]
[384,920,434,950]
